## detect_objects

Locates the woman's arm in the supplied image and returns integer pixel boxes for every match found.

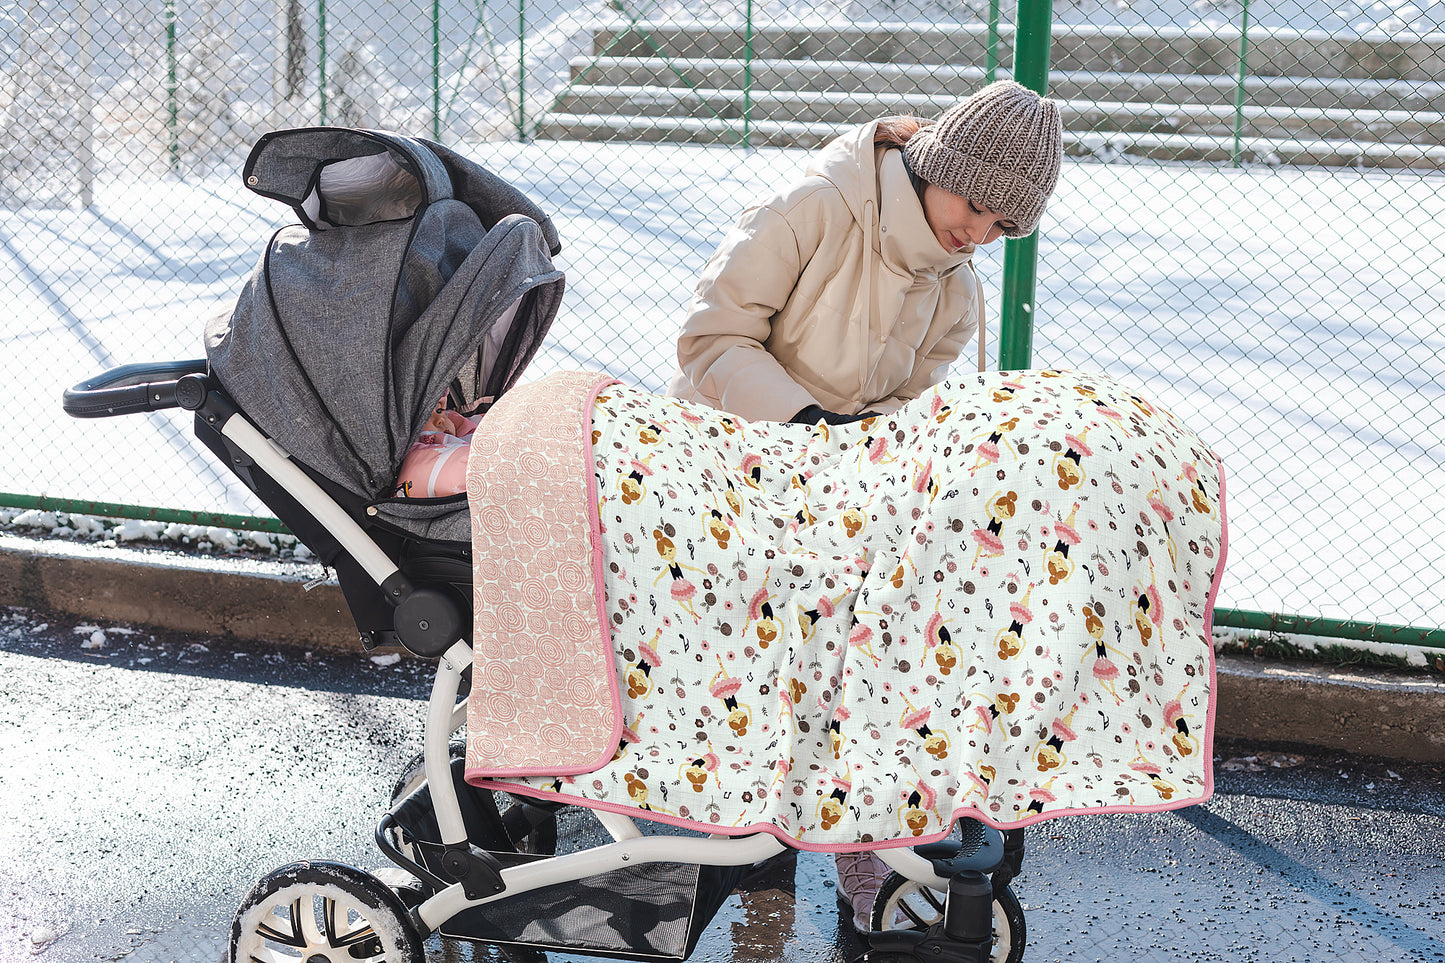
[675,204,822,422]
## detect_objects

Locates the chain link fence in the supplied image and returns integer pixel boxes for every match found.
[2,0,1443,644]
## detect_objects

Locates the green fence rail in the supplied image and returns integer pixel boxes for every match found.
[3,0,1443,651]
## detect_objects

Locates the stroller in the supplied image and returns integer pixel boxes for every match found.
[63,128,1031,963]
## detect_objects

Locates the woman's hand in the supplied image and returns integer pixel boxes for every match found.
[789,405,880,426]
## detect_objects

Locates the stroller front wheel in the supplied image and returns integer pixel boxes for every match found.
[230,860,425,963]
[870,872,1026,963]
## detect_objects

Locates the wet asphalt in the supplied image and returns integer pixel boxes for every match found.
[1,606,1442,963]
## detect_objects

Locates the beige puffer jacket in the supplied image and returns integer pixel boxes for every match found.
[667,121,984,422]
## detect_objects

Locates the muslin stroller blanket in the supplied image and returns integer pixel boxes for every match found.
[463,368,1227,850]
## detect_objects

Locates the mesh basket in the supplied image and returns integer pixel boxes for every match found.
[386,754,745,961]
[440,858,745,961]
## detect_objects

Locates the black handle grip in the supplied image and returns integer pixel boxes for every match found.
[63,359,209,419]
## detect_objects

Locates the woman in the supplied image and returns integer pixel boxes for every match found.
[666,80,1065,933]
[669,79,1063,428]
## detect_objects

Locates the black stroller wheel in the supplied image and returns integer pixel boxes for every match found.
[230,860,424,963]
[870,872,1026,963]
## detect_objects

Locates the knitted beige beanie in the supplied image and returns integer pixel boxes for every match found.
[902,80,1064,237]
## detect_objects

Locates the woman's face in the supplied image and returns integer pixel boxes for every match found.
[921,183,1017,251]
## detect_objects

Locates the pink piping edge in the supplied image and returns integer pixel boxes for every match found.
[465,372,624,781]
[1196,452,1229,804]
[466,778,1215,854]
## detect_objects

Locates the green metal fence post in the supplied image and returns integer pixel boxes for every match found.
[986,0,1001,84]
[517,0,526,140]
[997,0,1054,371]
[743,0,754,150]
[318,0,328,124]
[1232,0,1251,167]
[433,0,442,139]
[165,0,178,172]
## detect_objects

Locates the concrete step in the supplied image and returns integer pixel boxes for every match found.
[567,56,1445,113]
[533,111,1445,169]
[552,84,1445,144]
[591,21,1445,83]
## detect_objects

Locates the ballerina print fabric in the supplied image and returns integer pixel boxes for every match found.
[465,368,1226,850]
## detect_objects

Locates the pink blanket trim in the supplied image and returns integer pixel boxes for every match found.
[464,370,622,777]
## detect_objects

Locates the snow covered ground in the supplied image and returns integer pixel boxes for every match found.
[2,137,1443,633]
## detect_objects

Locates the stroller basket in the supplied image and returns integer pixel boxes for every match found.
[385,753,743,961]
[441,860,745,961]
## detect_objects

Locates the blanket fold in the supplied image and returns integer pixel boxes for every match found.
[465,368,1227,850]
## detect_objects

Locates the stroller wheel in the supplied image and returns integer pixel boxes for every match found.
[230,860,425,963]
[870,873,1025,963]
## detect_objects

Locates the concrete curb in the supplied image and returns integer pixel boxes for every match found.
[4,532,1444,764]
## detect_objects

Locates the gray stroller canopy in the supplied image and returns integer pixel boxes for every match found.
[205,127,565,515]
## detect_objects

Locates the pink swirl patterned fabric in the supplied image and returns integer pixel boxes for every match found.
[465,370,621,775]
[465,369,1227,850]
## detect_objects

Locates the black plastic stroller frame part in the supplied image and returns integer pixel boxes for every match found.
[64,359,1028,963]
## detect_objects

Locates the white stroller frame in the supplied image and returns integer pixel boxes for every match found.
[64,360,1028,963]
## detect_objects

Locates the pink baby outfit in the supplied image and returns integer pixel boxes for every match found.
[393,403,481,498]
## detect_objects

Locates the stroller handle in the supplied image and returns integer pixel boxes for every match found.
[63,359,210,419]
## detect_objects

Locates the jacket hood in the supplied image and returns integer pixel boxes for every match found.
[805,122,881,227]
[807,121,974,278]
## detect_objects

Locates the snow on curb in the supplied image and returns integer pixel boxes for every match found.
[0,507,313,561]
